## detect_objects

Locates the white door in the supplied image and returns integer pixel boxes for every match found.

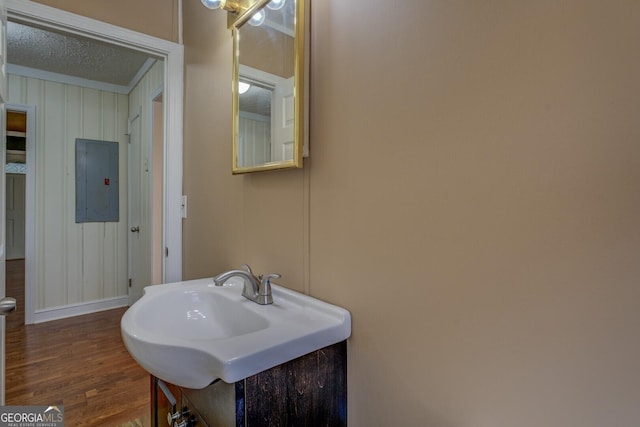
[5,173,25,260]
[0,0,13,405]
[128,111,147,304]
[272,76,295,161]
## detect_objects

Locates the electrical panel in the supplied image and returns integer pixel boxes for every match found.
[76,138,119,223]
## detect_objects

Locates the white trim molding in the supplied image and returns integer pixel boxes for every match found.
[32,296,129,324]
[7,58,157,95]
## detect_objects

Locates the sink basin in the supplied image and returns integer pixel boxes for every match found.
[121,277,351,388]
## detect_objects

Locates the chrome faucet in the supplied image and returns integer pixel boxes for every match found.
[213,264,281,305]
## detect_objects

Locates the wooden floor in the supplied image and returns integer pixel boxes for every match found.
[5,259,151,426]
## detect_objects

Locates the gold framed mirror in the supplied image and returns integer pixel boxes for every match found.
[232,0,308,174]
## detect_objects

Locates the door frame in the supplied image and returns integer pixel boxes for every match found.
[6,2,184,298]
[149,86,165,284]
[6,104,35,325]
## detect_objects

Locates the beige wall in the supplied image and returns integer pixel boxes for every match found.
[182,7,242,280]
[241,24,295,78]
[183,0,640,425]
[31,0,179,42]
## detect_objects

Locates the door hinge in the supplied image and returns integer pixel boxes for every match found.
[181,195,188,218]
[165,247,169,257]
[129,278,132,288]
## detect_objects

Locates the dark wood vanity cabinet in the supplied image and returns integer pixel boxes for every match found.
[152,341,347,427]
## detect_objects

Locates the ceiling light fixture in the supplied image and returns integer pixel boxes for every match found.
[200,0,244,13]
[200,0,272,30]
[248,9,266,26]
[267,0,286,11]
[238,82,251,94]
[201,0,226,10]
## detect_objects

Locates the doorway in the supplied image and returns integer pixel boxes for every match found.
[5,2,184,322]
[5,105,34,326]
[5,109,26,328]
[5,110,26,261]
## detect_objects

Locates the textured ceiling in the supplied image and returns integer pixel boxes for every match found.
[7,21,152,86]
[240,83,272,116]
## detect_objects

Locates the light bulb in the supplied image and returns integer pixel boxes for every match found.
[238,82,251,94]
[248,9,266,26]
[267,0,286,11]
[201,0,225,9]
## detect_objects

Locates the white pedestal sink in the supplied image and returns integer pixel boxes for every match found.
[121,277,351,389]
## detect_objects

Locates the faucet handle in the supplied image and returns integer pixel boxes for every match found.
[262,273,281,282]
[255,273,280,305]
[240,264,254,275]
[259,274,281,294]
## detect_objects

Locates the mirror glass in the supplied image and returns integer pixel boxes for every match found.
[232,0,306,173]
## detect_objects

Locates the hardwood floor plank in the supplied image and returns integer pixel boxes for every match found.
[5,260,150,426]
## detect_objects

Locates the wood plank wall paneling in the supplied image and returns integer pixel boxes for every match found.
[6,60,163,313]
[7,74,130,311]
[65,85,84,305]
[43,80,68,308]
[239,117,270,166]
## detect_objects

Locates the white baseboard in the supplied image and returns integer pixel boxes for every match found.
[30,296,129,324]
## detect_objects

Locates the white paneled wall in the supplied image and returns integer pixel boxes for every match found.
[239,115,270,166]
[8,74,129,313]
[128,60,164,292]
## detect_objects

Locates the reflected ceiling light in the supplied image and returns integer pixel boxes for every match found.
[201,0,226,9]
[267,0,286,10]
[238,82,251,94]
[248,9,266,26]
[200,0,242,13]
